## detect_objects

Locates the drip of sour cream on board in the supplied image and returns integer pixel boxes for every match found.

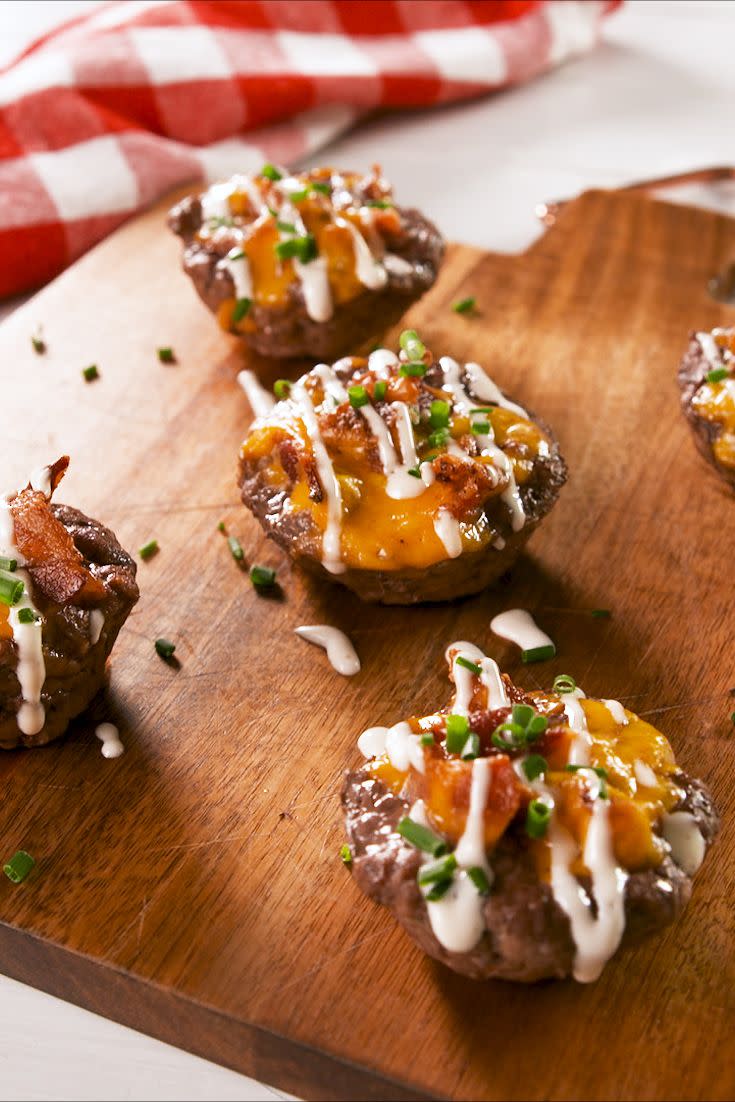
[95,722,124,759]
[0,495,45,737]
[294,625,360,676]
[489,608,555,654]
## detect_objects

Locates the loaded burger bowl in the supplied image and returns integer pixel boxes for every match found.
[678,326,735,490]
[168,165,445,361]
[237,332,567,604]
[342,642,719,982]
[0,457,139,750]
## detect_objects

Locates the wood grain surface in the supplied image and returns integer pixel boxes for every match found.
[0,188,734,1102]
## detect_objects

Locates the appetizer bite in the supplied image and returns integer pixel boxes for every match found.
[678,327,735,488]
[342,643,718,982]
[238,333,566,603]
[168,165,444,360]
[0,458,139,749]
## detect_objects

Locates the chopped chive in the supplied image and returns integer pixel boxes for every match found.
[591,608,611,619]
[429,399,450,430]
[310,181,331,195]
[0,556,17,572]
[417,853,457,886]
[456,656,481,675]
[420,733,435,746]
[138,539,159,561]
[228,535,244,562]
[470,407,495,414]
[0,575,24,607]
[274,379,291,400]
[467,866,491,895]
[706,367,729,383]
[261,163,282,181]
[276,219,296,233]
[288,188,309,202]
[522,754,548,781]
[527,713,549,736]
[339,843,352,866]
[452,296,476,314]
[512,704,535,727]
[471,419,490,435]
[526,799,552,839]
[275,234,317,263]
[227,247,245,261]
[208,215,234,229]
[407,467,421,478]
[232,297,251,323]
[154,637,176,660]
[731,712,735,725]
[399,361,427,378]
[3,850,35,883]
[372,379,387,402]
[348,384,369,409]
[445,713,470,754]
[31,328,46,354]
[366,199,393,209]
[491,721,526,750]
[157,346,175,363]
[399,329,423,354]
[427,427,449,449]
[82,364,99,382]
[521,643,556,664]
[397,816,448,856]
[553,674,577,694]
[461,732,481,760]
[425,879,453,902]
[250,564,276,589]
[17,608,39,624]
[217,521,226,533]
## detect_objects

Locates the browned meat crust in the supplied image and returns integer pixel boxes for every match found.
[168,193,444,361]
[0,504,139,749]
[341,769,719,983]
[678,331,735,490]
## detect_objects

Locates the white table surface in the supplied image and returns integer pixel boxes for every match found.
[1,2,734,1099]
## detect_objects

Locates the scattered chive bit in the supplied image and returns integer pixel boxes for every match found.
[565,763,608,797]
[521,643,556,664]
[0,574,24,607]
[261,163,282,181]
[138,539,159,561]
[522,754,548,781]
[274,378,291,400]
[227,247,245,261]
[461,732,480,760]
[3,850,35,884]
[231,297,251,323]
[157,346,175,364]
[591,608,611,619]
[399,361,427,378]
[250,564,276,590]
[228,535,245,562]
[267,205,278,218]
[425,879,453,902]
[456,655,482,675]
[276,219,296,233]
[275,234,317,263]
[420,733,435,746]
[552,674,576,694]
[706,367,729,383]
[452,296,476,314]
[492,705,548,750]
[82,364,99,382]
[445,713,470,754]
[427,427,449,449]
[339,843,352,866]
[407,466,421,478]
[310,181,331,195]
[399,329,425,358]
[471,419,490,435]
[417,853,457,886]
[471,407,495,414]
[429,399,450,430]
[731,712,735,726]
[372,379,387,402]
[31,327,46,355]
[0,556,17,572]
[17,608,39,625]
[288,188,309,203]
[217,521,226,533]
[348,384,369,409]
[366,199,393,209]
[397,816,448,856]
[154,637,176,660]
[525,798,552,839]
[467,865,491,895]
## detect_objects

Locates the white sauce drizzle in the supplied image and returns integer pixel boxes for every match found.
[602,698,628,726]
[383,253,414,277]
[237,369,276,418]
[446,641,509,714]
[289,379,345,574]
[696,330,725,369]
[562,688,591,766]
[89,609,104,646]
[0,497,45,736]
[95,722,124,759]
[357,720,425,774]
[221,250,253,301]
[633,759,658,789]
[294,255,333,322]
[294,624,360,676]
[663,811,706,875]
[337,217,388,289]
[433,509,462,558]
[29,465,52,496]
[490,608,555,654]
[367,349,399,376]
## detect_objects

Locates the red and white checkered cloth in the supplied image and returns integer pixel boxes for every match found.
[0,0,619,298]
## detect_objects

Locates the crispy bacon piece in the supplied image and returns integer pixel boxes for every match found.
[415,749,523,847]
[10,457,106,607]
[433,452,508,518]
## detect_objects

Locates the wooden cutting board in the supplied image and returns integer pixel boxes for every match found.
[0,187,734,1102]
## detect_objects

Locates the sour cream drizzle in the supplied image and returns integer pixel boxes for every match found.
[95,722,124,759]
[0,496,45,736]
[662,811,705,875]
[357,720,425,773]
[294,624,360,676]
[237,369,276,418]
[446,641,509,713]
[490,608,555,654]
[89,609,105,646]
[289,378,345,574]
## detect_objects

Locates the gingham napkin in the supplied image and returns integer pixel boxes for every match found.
[0,0,619,297]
